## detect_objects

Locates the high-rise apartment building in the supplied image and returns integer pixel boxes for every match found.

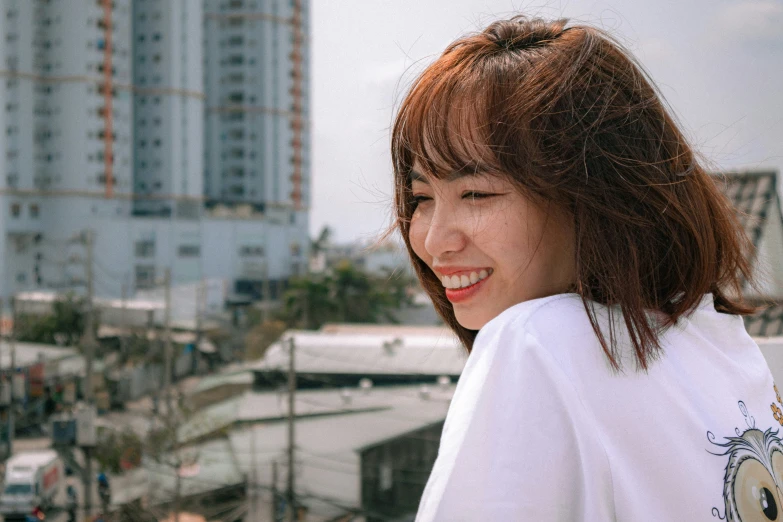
[203,0,310,212]
[132,0,203,217]
[0,0,309,302]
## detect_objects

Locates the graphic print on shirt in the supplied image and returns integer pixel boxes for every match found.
[708,388,783,521]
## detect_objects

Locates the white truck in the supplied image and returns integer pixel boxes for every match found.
[0,450,63,517]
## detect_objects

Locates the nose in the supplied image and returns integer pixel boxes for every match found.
[423,199,467,259]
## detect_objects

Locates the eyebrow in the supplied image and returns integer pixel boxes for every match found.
[409,167,488,184]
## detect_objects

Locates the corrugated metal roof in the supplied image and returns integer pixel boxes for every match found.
[147,384,453,519]
[717,170,779,248]
[180,382,455,445]
[745,303,783,337]
[717,170,783,334]
[229,386,452,516]
[250,330,467,376]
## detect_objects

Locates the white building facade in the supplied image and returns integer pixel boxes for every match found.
[0,0,310,303]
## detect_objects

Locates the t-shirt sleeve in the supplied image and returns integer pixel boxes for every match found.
[415,318,613,521]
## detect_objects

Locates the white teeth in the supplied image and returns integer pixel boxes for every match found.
[441,269,493,289]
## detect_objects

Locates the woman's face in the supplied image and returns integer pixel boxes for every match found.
[408,167,576,330]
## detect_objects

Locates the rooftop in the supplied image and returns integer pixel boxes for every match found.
[718,170,780,248]
[249,329,466,377]
[149,383,454,519]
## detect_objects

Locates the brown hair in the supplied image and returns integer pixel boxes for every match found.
[391,16,757,370]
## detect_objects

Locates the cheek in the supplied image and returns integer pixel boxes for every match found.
[408,214,430,262]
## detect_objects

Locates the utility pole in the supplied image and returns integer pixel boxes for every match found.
[83,229,96,403]
[262,261,270,324]
[119,278,128,361]
[163,267,173,416]
[0,297,3,458]
[286,336,296,522]
[271,460,279,522]
[245,427,258,522]
[80,229,97,521]
[195,278,204,375]
[8,295,15,459]
[162,268,180,522]
[0,296,16,459]
[195,278,203,343]
[0,297,5,458]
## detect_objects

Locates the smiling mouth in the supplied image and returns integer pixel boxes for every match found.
[440,268,493,290]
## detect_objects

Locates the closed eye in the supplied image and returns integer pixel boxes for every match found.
[410,195,432,207]
[462,191,496,200]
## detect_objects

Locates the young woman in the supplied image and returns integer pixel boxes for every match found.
[392,16,777,521]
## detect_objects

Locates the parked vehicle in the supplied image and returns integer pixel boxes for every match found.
[0,450,63,517]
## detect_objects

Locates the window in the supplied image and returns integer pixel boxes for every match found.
[134,239,155,258]
[177,245,200,257]
[29,204,39,218]
[223,112,244,122]
[134,265,156,289]
[10,202,21,218]
[239,245,264,257]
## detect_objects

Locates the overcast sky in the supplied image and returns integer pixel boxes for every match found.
[310,0,783,243]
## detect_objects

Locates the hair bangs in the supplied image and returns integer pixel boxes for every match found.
[394,59,503,181]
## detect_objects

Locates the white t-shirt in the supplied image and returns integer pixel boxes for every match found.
[416,293,780,521]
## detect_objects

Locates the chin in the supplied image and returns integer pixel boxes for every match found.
[454,311,490,331]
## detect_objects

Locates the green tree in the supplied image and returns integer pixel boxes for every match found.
[94,427,144,474]
[278,261,416,329]
[15,293,90,346]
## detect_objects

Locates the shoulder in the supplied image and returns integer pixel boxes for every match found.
[421,295,615,519]
[462,293,599,397]
[475,293,596,355]
[472,292,611,382]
